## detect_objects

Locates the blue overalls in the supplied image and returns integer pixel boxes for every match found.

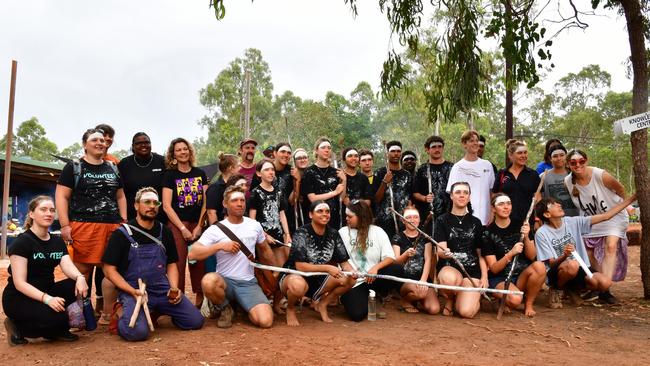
[116,223,204,341]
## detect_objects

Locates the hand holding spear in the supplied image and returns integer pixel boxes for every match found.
[128,278,154,331]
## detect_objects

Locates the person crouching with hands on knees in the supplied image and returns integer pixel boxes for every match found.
[2,196,88,346]
[279,200,357,326]
[189,185,276,329]
[102,187,204,341]
[534,193,636,309]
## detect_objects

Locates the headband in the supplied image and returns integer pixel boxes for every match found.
[345,149,359,158]
[261,161,275,171]
[235,179,248,187]
[403,208,420,217]
[293,150,308,159]
[401,153,416,161]
[429,142,444,148]
[515,145,527,153]
[277,145,292,154]
[314,202,330,212]
[478,141,485,147]
[318,141,331,150]
[140,192,159,201]
[550,149,566,157]
[569,152,585,160]
[228,192,245,201]
[345,208,356,217]
[87,132,104,141]
[388,145,401,152]
[494,196,511,205]
[452,184,470,194]
[359,154,372,160]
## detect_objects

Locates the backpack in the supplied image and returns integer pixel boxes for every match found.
[72,158,120,188]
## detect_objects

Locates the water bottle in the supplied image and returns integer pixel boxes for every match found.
[367,289,377,321]
[187,244,197,265]
[82,297,97,331]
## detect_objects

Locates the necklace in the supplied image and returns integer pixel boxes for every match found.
[315,165,330,176]
[134,154,153,168]
[453,212,468,225]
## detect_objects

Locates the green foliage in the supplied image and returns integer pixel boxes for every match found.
[58,142,84,159]
[0,117,59,162]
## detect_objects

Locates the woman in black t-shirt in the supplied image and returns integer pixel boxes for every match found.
[434,182,486,319]
[206,153,239,224]
[392,207,440,315]
[2,196,88,345]
[301,137,346,229]
[118,132,166,221]
[482,193,546,317]
[162,137,208,307]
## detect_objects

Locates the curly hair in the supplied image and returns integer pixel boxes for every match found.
[165,137,196,170]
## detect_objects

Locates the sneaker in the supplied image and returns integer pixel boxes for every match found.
[548,288,563,309]
[566,289,584,306]
[46,331,79,342]
[4,318,28,347]
[217,304,234,328]
[598,291,620,305]
[200,297,220,319]
[580,290,599,302]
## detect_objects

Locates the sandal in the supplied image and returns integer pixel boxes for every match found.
[442,301,454,317]
[399,305,420,314]
[97,313,111,326]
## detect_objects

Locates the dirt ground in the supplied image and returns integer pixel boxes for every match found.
[2,246,649,366]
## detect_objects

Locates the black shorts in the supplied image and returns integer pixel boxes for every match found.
[279,273,330,302]
[547,266,596,290]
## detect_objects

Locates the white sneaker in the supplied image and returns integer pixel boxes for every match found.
[200,297,219,319]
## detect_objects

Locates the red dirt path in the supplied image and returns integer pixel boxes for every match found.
[2,246,649,365]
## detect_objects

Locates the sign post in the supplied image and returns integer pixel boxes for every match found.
[614,111,650,135]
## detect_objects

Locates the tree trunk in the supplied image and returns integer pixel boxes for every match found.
[620,0,650,299]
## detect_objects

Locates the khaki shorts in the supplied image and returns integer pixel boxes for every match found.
[70,221,120,264]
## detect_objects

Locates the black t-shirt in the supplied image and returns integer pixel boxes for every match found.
[285,224,349,269]
[481,221,532,278]
[433,213,484,279]
[393,231,427,280]
[117,153,166,221]
[492,166,540,227]
[7,231,68,291]
[345,171,373,202]
[57,159,123,223]
[250,164,294,199]
[249,185,287,240]
[373,167,413,237]
[413,161,453,220]
[102,220,178,277]
[205,176,227,221]
[301,165,342,229]
[162,167,208,222]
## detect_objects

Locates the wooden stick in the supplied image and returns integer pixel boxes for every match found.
[139,279,154,331]
[128,290,143,328]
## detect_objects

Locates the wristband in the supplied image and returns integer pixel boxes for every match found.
[41,292,47,303]
[44,295,52,305]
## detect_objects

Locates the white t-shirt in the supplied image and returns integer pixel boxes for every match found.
[339,225,395,288]
[197,217,266,281]
[445,157,495,225]
[535,216,591,271]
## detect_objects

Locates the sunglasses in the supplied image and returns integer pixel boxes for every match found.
[569,159,587,167]
[140,199,162,207]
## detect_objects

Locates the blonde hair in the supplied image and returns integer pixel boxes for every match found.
[460,130,479,144]
[135,186,158,202]
[505,139,527,155]
[24,196,54,231]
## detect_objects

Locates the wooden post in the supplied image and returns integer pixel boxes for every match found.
[2,60,17,258]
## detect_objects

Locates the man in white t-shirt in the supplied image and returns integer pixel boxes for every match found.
[189,185,275,328]
[446,130,495,225]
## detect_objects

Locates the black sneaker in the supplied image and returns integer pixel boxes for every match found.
[581,290,599,302]
[4,318,28,347]
[598,291,619,305]
[54,331,80,342]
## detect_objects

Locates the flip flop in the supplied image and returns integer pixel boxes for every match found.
[399,305,419,314]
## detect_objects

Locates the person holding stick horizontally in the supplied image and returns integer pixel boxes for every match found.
[534,193,636,309]
[102,187,204,341]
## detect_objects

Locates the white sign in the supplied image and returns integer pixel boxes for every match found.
[614,111,650,135]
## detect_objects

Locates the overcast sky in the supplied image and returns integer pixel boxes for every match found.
[0,0,633,154]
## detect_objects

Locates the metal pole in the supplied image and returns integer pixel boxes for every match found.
[2,60,18,258]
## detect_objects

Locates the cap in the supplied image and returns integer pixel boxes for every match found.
[240,138,258,148]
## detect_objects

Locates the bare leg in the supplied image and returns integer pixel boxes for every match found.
[601,236,619,281]
[515,261,546,317]
[437,266,462,316]
[101,277,117,319]
[280,275,308,326]
[314,277,354,323]
[399,283,426,313]
[455,277,482,319]
[201,273,226,305]
[556,260,579,288]
[420,288,441,315]
[248,303,274,328]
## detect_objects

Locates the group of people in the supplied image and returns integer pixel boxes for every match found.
[2,125,637,345]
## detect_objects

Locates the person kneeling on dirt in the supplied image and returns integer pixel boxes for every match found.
[188,185,276,329]
[279,200,357,326]
[534,194,636,309]
[102,187,204,341]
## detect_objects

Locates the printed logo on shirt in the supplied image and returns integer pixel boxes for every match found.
[82,171,117,180]
[175,177,204,208]
[33,251,64,260]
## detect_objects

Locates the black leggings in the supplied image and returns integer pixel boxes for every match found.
[2,279,77,338]
[341,264,403,322]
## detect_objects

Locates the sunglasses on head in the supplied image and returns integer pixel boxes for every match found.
[569,158,587,167]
